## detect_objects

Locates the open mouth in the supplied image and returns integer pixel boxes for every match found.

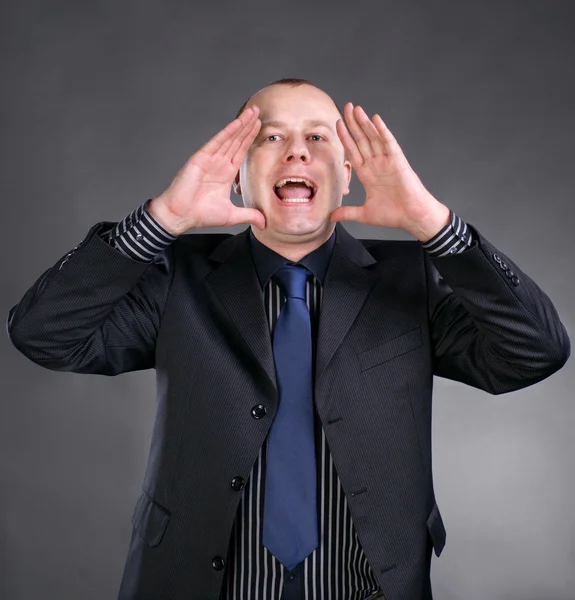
[273,188,316,203]
[273,178,317,204]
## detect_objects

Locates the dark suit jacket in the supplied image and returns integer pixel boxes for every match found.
[7,220,570,600]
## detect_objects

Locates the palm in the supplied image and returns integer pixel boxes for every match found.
[358,162,431,230]
[178,155,241,228]
[161,106,264,230]
[331,103,436,230]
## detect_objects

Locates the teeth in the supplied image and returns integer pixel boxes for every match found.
[280,198,311,203]
[275,177,314,189]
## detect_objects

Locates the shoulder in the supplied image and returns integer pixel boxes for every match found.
[172,231,234,256]
[358,236,424,262]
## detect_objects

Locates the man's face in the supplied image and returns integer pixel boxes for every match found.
[234,84,352,246]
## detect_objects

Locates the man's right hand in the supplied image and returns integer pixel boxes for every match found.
[147,106,264,235]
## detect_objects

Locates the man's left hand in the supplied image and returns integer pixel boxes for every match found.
[330,102,451,242]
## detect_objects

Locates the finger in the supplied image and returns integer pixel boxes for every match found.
[329,205,365,223]
[354,106,388,156]
[229,115,262,167]
[203,106,259,157]
[224,107,261,162]
[336,118,364,168]
[371,114,402,156]
[344,103,375,159]
[201,115,245,156]
[229,206,266,230]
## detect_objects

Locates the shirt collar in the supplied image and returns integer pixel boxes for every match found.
[248,227,336,289]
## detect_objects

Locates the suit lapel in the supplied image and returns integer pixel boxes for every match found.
[204,228,277,392]
[203,223,381,394]
[316,223,380,385]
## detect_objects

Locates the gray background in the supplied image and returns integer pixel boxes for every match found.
[1,1,574,598]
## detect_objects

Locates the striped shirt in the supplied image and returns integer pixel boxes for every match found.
[101,199,473,599]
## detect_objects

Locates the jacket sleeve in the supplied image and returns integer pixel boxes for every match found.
[424,223,570,394]
[6,221,175,376]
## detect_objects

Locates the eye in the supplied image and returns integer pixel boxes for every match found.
[264,134,324,142]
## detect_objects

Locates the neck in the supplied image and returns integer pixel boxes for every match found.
[250,223,336,262]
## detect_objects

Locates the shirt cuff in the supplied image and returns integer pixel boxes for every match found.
[103,198,179,262]
[420,210,474,257]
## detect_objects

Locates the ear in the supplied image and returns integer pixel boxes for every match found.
[342,159,352,196]
[233,171,242,196]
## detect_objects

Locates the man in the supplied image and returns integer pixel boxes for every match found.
[6,78,570,600]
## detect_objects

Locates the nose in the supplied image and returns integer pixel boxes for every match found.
[283,140,311,163]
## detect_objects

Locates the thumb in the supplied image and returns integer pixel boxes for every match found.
[330,205,365,223]
[229,206,266,230]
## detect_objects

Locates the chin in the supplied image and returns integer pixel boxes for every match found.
[272,219,332,238]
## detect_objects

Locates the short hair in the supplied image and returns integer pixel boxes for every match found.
[234,78,348,163]
[234,77,344,120]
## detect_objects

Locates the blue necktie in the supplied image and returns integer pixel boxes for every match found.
[262,264,319,571]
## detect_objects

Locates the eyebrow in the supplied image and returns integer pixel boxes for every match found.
[260,119,335,133]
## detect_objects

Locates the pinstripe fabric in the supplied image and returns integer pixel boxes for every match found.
[101,199,475,599]
[104,199,473,263]
[104,198,178,260]
[420,210,473,256]
[217,274,380,600]
[8,193,570,599]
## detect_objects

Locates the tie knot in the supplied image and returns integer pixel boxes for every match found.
[273,265,309,300]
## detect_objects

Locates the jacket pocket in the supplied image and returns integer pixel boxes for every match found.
[357,326,423,372]
[426,501,446,557]
[131,490,170,547]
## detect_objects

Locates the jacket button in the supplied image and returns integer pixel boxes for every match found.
[212,556,225,570]
[231,476,245,491]
[505,269,514,277]
[500,262,508,270]
[251,404,266,419]
[493,254,501,263]
[511,276,520,286]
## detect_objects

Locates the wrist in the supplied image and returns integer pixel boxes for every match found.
[408,203,451,243]
[146,196,188,236]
